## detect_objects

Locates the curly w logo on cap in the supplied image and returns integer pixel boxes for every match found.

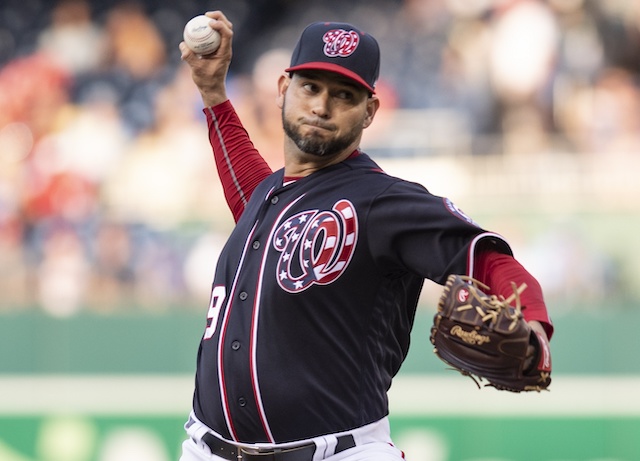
[285,21,380,93]
[323,29,360,57]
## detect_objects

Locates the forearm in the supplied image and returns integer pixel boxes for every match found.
[474,250,554,339]
[205,101,272,221]
[181,12,273,221]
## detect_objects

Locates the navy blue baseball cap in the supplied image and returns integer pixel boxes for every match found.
[285,21,380,93]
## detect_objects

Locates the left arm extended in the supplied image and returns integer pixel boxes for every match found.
[474,249,554,341]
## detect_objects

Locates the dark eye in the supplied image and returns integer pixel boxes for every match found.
[302,82,319,93]
[336,90,354,101]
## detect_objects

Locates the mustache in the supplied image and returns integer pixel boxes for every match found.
[300,118,336,131]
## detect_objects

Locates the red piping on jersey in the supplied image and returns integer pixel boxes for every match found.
[248,193,307,443]
[218,222,259,441]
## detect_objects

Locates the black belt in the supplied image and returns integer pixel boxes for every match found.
[199,432,356,461]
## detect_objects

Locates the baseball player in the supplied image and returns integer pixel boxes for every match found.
[178,11,553,461]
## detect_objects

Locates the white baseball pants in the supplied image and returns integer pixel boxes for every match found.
[178,414,405,461]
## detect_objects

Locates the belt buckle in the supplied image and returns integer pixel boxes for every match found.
[240,446,271,455]
[240,443,315,461]
[239,446,277,460]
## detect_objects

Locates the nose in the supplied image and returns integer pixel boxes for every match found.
[310,92,330,118]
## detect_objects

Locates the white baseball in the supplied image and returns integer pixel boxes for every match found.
[183,15,221,55]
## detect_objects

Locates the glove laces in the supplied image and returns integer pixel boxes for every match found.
[455,276,527,331]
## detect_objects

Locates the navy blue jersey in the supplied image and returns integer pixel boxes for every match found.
[192,152,510,443]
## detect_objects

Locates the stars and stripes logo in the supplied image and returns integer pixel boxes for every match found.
[322,28,360,58]
[273,199,358,293]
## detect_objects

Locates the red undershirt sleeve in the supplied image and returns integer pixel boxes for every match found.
[204,101,273,222]
[474,249,554,339]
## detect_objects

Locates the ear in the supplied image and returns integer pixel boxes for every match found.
[276,73,290,109]
[363,95,380,129]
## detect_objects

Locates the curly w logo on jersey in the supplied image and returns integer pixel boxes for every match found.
[273,200,358,293]
[322,29,360,57]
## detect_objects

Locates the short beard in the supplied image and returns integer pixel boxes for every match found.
[282,109,359,158]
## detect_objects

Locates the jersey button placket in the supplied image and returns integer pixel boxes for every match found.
[239,291,248,301]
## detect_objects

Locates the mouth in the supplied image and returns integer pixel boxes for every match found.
[301,119,335,132]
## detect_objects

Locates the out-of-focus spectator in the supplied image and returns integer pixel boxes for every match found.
[72,1,170,135]
[88,220,136,311]
[103,2,166,80]
[0,52,71,139]
[384,0,457,109]
[131,229,185,311]
[183,232,227,304]
[37,0,107,75]
[0,219,30,309]
[233,48,290,171]
[102,64,218,229]
[18,83,126,233]
[588,0,640,75]
[551,0,604,81]
[36,224,89,316]
[22,167,98,224]
[442,6,494,137]
[556,66,640,154]
[487,0,560,155]
[45,88,128,184]
[489,0,559,107]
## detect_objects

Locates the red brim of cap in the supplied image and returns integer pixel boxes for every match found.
[285,62,376,93]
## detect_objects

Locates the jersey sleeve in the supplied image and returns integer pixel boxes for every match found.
[366,179,511,285]
[474,250,554,338]
[204,101,273,222]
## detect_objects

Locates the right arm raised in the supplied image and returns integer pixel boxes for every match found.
[180,11,272,221]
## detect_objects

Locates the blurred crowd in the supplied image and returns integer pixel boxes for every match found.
[1,0,639,315]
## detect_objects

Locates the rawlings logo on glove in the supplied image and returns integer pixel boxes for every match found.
[450,326,490,345]
[430,274,552,392]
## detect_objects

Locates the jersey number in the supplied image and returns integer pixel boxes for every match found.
[204,285,226,340]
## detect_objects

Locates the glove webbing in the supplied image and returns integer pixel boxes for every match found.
[455,276,527,330]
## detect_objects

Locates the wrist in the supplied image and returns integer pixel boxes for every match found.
[200,89,228,108]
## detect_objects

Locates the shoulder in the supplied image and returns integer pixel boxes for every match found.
[342,153,426,190]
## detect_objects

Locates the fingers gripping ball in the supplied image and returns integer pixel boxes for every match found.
[430,275,552,392]
[183,15,221,55]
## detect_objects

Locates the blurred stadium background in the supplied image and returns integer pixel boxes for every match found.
[1,0,640,460]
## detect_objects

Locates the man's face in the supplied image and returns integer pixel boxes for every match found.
[278,70,377,158]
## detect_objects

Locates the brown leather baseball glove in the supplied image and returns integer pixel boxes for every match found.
[430,274,552,392]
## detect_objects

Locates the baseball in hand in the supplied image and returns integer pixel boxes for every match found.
[183,15,221,55]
